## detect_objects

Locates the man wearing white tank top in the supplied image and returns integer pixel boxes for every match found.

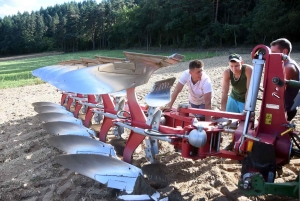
[166,60,213,121]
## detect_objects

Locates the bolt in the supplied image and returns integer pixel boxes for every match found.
[243,179,251,189]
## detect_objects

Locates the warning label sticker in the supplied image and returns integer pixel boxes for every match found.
[265,113,272,125]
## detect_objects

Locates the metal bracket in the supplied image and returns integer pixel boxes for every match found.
[93,113,103,124]
[145,106,162,163]
[113,125,125,138]
[114,96,126,111]
[95,94,103,105]
[144,137,159,163]
[191,118,205,129]
[146,106,162,129]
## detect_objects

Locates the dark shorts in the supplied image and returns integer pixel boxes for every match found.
[189,102,205,121]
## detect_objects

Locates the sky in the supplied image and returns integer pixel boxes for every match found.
[0,0,102,18]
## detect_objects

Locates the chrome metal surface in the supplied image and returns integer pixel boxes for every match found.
[217,132,221,152]
[123,52,183,67]
[118,193,167,201]
[72,96,87,101]
[144,138,159,163]
[165,53,185,64]
[52,63,135,94]
[39,66,71,81]
[44,65,85,83]
[114,122,172,142]
[32,102,64,108]
[94,55,126,63]
[110,90,127,97]
[53,53,183,94]
[146,106,162,130]
[36,113,82,125]
[117,195,152,201]
[38,66,77,81]
[38,109,74,116]
[34,105,69,114]
[47,65,85,85]
[55,154,142,193]
[32,65,61,77]
[48,135,117,157]
[145,77,176,107]
[112,125,124,138]
[42,121,95,137]
[80,102,104,109]
[245,54,265,111]
[188,128,207,148]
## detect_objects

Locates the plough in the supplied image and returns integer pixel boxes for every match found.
[32,46,300,200]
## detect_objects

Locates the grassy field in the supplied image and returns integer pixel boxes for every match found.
[0,49,220,89]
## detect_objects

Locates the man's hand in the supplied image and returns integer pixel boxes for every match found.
[160,105,172,112]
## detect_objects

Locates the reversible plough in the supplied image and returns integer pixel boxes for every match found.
[32,46,300,200]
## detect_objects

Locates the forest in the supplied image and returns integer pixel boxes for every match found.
[0,0,299,56]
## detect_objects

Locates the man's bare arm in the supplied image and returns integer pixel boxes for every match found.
[221,69,230,111]
[166,82,184,108]
[203,92,212,121]
[285,64,299,81]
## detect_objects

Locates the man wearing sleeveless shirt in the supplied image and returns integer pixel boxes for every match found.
[271,38,300,121]
[221,54,253,113]
[166,60,213,121]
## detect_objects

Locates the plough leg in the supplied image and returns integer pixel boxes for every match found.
[123,131,146,163]
[73,102,82,118]
[66,97,73,111]
[99,117,113,142]
[83,108,94,127]
[60,93,68,106]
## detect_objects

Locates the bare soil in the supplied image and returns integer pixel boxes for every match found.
[1,53,300,201]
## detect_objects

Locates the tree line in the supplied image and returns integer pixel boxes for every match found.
[0,0,299,56]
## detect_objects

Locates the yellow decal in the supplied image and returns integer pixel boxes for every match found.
[265,113,272,125]
[247,140,253,152]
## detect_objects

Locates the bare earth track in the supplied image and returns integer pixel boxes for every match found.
[0,52,64,62]
[1,53,300,201]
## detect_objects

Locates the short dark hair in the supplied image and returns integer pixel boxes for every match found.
[270,38,292,55]
[189,60,204,70]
